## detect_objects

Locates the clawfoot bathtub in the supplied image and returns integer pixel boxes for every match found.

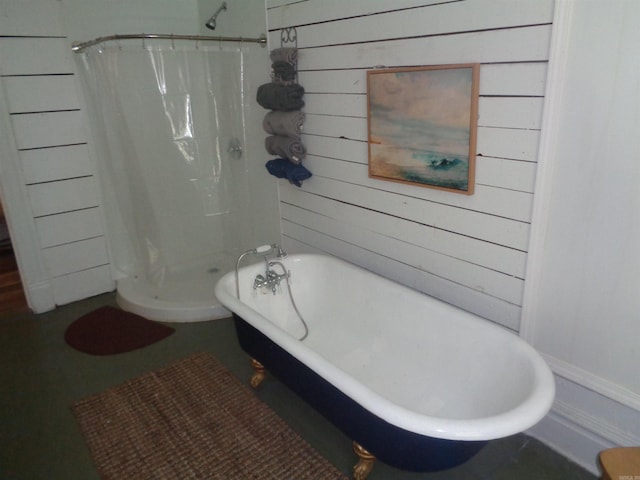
[214,253,555,479]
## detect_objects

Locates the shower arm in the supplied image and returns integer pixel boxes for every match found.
[71,32,266,52]
[205,2,227,31]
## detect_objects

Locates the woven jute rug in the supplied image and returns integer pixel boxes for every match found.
[72,352,348,479]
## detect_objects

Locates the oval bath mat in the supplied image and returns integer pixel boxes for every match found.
[65,305,175,355]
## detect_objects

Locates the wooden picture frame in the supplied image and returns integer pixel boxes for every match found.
[367,64,479,194]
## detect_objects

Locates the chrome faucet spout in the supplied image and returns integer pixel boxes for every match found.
[253,263,289,294]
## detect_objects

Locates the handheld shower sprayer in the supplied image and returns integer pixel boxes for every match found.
[205,1,227,31]
[251,244,287,258]
[254,244,272,255]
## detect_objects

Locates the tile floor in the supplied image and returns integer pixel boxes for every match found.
[1,292,598,479]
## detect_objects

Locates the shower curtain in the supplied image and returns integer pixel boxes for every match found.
[78,40,252,291]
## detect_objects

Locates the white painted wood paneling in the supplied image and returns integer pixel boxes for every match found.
[11,111,86,150]
[3,75,80,113]
[0,38,73,76]
[476,127,540,161]
[282,201,525,304]
[0,63,56,312]
[267,0,540,31]
[303,156,534,222]
[270,0,553,48]
[284,175,530,250]
[478,97,544,130]
[20,144,92,184]
[303,93,366,118]
[520,2,640,473]
[43,236,109,278]
[303,114,367,141]
[302,118,540,163]
[35,207,104,248]
[480,63,548,97]
[266,0,553,328]
[0,1,117,310]
[299,70,368,95]
[51,265,114,306]
[0,0,65,36]
[280,186,528,277]
[303,94,544,130]
[476,157,538,193]
[300,63,548,96]
[28,177,99,217]
[272,25,552,70]
[303,135,367,162]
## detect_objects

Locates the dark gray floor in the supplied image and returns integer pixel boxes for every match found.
[0,292,597,479]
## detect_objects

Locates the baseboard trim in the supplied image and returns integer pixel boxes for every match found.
[25,279,55,313]
[545,354,640,413]
[528,408,610,476]
[528,385,640,476]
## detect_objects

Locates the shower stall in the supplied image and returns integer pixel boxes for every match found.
[76,36,278,322]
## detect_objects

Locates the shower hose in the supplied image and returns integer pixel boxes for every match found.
[234,250,309,341]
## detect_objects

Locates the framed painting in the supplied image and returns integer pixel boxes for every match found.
[367,64,479,194]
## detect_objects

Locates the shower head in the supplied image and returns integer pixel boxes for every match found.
[205,1,227,31]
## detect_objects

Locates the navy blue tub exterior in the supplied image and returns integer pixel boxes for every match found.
[233,314,486,472]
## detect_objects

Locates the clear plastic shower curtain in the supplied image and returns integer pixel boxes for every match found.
[77,41,251,289]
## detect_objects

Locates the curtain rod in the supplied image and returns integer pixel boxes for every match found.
[71,33,267,52]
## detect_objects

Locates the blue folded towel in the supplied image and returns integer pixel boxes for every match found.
[265,158,312,187]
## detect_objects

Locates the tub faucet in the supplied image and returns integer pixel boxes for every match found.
[253,270,285,293]
[236,243,288,298]
[254,261,289,294]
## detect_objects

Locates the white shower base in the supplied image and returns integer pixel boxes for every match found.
[116,253,235,323]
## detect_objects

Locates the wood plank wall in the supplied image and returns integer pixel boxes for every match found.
[0,0,114,306]
[266,0,554,330]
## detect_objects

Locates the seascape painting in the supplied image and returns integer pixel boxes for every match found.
[367,64,479,194]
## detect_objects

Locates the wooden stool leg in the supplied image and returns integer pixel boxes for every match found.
[352,441,375,480]
[249,358,265,389]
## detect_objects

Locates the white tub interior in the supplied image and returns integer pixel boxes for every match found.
[216,254,555,440]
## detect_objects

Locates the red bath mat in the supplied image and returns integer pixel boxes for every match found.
[64,306,175,355]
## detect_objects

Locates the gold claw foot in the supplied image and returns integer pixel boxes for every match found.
[249,358,266,389]
[352,441,375,480]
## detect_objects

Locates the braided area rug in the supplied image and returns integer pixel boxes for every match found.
[72,352,348,479]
